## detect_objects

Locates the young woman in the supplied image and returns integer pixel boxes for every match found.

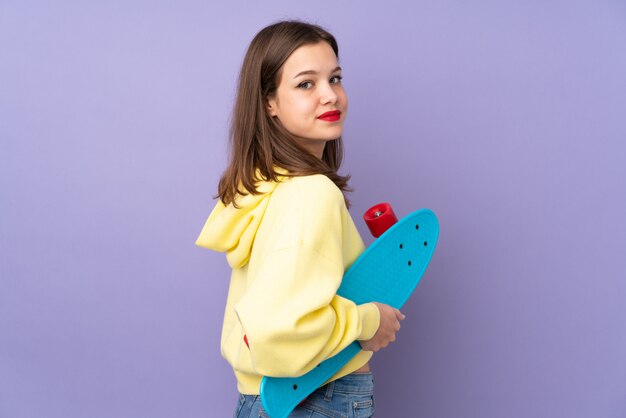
[196,20,404,417]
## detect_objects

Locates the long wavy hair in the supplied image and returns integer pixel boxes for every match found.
[217,20,352,207]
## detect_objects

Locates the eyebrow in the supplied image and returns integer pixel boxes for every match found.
[293,66,342,79]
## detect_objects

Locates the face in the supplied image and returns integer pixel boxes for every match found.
[267,42,348,159]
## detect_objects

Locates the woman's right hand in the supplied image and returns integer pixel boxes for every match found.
[359,302,405,352]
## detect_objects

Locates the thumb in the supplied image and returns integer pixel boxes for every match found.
[395,309,406,320]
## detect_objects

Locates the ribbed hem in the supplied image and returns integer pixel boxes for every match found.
[234,350,374,395]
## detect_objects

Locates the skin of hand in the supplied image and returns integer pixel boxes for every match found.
[359,302,405,352]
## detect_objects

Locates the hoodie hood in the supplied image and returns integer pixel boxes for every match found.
[195,172,285,269]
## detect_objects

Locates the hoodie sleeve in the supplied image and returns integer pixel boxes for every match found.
[233,175,380,377]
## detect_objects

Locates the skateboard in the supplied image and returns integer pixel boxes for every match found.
[260,203,439,418]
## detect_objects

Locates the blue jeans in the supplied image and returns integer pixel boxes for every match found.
[234,372,375,418]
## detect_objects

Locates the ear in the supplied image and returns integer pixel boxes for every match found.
[266,96,278,117]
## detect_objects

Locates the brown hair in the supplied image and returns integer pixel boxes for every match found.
[217,20,352,207]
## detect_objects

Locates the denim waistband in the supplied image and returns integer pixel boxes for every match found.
[316,372,374,395]
[236,372,375,417]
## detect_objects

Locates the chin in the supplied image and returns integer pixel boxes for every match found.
[321,128,344,140]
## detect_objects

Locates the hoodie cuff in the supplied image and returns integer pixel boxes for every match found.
[356,303,380,341]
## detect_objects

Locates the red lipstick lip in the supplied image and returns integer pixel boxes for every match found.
[317,110,341,121]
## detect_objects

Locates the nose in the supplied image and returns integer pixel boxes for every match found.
[319,82,338,105]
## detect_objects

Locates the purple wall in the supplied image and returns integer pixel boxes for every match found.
[2,1,625,417]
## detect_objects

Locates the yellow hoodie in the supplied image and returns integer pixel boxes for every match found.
[196,171,380,394]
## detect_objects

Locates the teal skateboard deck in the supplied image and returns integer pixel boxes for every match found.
[260,207,439,417]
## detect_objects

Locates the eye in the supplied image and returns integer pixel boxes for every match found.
[297,81,314,89]
[330,75,343,84]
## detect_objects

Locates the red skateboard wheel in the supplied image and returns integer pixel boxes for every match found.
[363,202,398,238]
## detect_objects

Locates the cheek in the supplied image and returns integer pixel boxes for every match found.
[336,87,348,108]
[289,96,318,118]
[281,92,307,112]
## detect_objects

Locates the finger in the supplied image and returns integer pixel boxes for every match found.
[395,309,406,320]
